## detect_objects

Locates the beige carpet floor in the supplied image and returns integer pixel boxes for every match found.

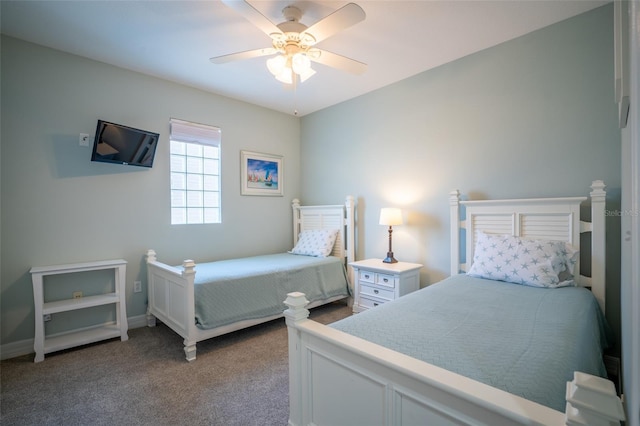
[1,301,351,426]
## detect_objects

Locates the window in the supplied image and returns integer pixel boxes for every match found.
[169,119,221,224]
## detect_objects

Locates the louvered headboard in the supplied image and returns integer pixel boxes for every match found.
[449,181,606,312]
[292,196,355,265]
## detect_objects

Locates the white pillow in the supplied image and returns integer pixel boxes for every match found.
[467,232,578,288]
[558,242,579,284]
[289,229,339,257]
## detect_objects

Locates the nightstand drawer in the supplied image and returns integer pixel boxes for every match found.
[360,284,394,301]
[359,297,385,309]
[359,270,375,283]
[349,259,422,314]
[376,273,396,288]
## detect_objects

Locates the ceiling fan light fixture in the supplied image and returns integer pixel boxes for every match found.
[275,67,293,84]
[298,66,316,83]
[214,1,367,88]
[266,54,286,76]
[267,52,315,84]
[291,53,310,74]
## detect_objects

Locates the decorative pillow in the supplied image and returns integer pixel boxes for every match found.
[289,229,339,257]
[467,232,578,288]
[558,242,579,284]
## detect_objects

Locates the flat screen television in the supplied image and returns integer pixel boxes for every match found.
[91,120,160,168]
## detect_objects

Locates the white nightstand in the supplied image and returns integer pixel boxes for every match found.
[349,259,422,313]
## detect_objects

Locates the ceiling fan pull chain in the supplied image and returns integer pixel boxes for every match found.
[293,74,299,116]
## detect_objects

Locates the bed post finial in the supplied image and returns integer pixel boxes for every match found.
[283,292,310,325]
[590,180,606,200]
[449,190,461,276]
[564,372,625,425]
[182,259,196,278]
[146,249,157,263]
[590,180,606,313]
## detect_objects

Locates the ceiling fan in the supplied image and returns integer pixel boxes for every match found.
[211,1,367,85]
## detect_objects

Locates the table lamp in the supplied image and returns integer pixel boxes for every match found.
[379,207,403,263]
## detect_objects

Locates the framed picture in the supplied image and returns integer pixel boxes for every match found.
[240,150,283,196]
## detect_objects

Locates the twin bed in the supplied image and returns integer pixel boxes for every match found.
[145,196,354,361]
[285,180,624,425]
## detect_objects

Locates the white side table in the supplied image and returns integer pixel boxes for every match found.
[349,259,422,313]
[30,259,128,362]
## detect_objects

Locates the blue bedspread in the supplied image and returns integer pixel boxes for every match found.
[191,253,349,330]
[331,274,612,412]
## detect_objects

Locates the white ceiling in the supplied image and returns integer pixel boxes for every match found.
[1,0,608,116]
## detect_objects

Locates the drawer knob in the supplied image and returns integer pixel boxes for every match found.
[374,289,379,294]
[383,278,389,283]
[364,274,370,279]
[373,303,379,307]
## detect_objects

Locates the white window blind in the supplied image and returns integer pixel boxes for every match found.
[169,119,221,225]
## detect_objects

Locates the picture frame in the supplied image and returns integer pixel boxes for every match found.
[240,150,283,196]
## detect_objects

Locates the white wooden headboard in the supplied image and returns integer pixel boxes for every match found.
[291,196,355,265]
[449,180,606,313]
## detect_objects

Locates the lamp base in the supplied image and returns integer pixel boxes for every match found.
[382,252,398,264]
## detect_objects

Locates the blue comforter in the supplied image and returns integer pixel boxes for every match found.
[191,253,349,330]
[331,274,612,412]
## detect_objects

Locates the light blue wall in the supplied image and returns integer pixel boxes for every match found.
[0,5,622,354]
[300,6,621,345]
[1,36,301,346]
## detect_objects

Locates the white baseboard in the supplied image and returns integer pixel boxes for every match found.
[127,314,148,329]
[0,314,148,361]
[0,339,33,361]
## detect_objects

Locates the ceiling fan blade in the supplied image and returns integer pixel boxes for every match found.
[301,3,365,45]
[309,49,367,75]
[210,48,277,64]
[220,0,282,37]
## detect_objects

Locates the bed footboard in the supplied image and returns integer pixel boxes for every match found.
[284,293,624,426]
[146,249,197,361]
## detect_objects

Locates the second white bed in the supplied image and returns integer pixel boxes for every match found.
[146,196,355,361]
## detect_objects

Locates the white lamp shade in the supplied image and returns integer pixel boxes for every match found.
[275,67,293,84]
[291,53,311,74]
[267,55,286,76]
[298,66,316,82]
[379,208,403,226]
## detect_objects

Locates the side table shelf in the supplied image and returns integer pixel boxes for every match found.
[30,259,129,362]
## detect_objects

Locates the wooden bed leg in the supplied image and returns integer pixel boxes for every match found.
[146,309,156,328]
[184,339,196,362]
[146,249,158,329]
[284,292,310,426]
